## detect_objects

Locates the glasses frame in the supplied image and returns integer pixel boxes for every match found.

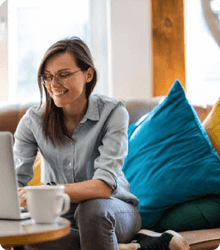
[41,69,82,86]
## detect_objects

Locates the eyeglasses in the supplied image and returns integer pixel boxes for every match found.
[41,69,82,86]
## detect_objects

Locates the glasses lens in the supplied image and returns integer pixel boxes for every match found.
[42,75,51,86]
[57,74,69,85]
[41,72,73,86]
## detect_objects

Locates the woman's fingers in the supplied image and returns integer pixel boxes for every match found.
[18,187,27,208]
[18,187,25,193]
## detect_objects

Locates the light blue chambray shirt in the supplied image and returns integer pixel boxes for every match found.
[14,94,139,206]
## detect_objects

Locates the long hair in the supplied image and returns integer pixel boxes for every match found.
[37,37,98,146]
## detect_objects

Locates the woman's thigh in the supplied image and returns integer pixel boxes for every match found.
[75,197,141,244]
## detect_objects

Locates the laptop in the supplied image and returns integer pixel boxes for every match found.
[0,131,30,220]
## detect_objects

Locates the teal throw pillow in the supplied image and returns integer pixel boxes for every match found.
[123,80,220,229]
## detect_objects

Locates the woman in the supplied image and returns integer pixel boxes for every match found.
[15,37,189,250]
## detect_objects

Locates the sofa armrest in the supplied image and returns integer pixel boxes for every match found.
[180,228,220,250]
[0,103,38,134]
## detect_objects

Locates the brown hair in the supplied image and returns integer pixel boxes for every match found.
[37,37,98,146]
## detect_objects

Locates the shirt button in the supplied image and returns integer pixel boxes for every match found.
[69,162,72,167]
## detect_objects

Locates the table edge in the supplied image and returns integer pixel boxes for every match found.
[1,221,71,247]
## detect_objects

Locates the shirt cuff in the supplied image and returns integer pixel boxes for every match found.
[93,168,117,191]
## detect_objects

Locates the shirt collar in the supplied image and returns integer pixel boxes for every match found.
[80,95,100,124]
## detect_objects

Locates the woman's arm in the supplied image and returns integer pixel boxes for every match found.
[61,102,129,203]
[92,103,129,192]
[19,179,112,208]
[14,108,38,187]
[60,179,112,203]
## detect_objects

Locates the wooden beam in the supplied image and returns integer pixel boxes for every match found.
[151,0,185,96]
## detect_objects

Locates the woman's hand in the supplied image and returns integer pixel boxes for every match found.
[18,187,27,209]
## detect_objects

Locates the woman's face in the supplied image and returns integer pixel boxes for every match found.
[43,52,93,109]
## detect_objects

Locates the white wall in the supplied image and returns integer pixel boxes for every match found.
[89,0,112,97]
[110,0,152,100]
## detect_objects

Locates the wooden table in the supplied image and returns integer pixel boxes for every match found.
[0,217,70,249]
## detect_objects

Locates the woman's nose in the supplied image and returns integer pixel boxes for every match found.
[50,77,61,88]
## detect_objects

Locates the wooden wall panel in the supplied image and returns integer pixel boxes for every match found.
[151,0,185,96]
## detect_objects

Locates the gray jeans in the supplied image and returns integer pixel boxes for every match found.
[24,197,141,250]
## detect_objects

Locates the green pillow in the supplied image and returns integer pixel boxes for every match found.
[153,195,220,232]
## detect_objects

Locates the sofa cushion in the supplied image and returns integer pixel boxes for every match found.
[122,80,220,228]
[202,98,220,157]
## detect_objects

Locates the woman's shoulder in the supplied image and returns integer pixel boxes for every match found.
[15,104,44,135]
[24,104,44,122]
[27,104,44,114]
[90,94,125,110]
[89,94,128,123]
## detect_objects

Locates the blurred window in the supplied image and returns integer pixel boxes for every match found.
[9,0,89,103]
[185,0,220,105]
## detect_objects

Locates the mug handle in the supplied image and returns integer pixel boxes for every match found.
[55,193,71,216]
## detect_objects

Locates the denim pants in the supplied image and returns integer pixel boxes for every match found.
[24,197,141,250]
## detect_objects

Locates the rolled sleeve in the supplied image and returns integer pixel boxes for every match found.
[92,104,129,190]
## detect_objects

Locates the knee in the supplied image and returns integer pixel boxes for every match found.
[75,199,115,227]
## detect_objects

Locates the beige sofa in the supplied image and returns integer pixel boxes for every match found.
[1,98,220,250]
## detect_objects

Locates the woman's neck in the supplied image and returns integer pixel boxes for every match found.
[62,97,88,131]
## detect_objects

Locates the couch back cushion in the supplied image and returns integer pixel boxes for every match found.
[124,98,212,125]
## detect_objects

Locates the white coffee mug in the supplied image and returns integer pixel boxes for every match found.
[25,185,70,224]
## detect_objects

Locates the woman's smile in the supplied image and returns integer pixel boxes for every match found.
[51,89,68,97]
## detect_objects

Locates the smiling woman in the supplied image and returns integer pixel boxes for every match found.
[13,37,143,250]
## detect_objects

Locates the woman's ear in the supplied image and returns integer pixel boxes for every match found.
[86,67,95,83]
